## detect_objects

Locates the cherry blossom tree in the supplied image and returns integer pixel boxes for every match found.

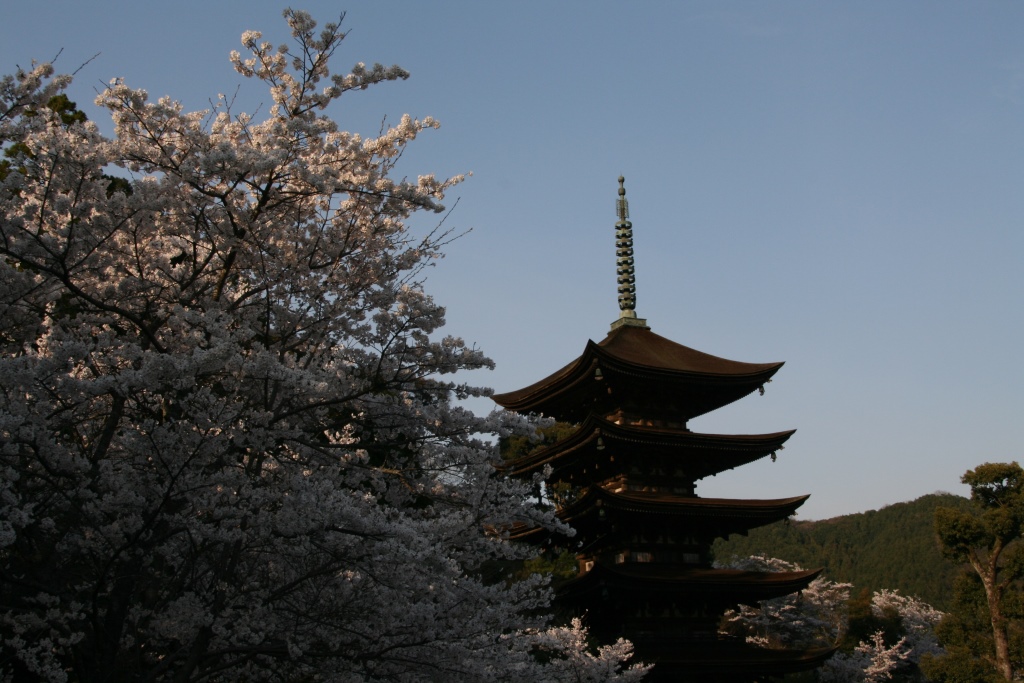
[0,11,647,682]
[819,590,943,683]
[821,632,912,683]
[719,555,851,650]
[719,556,943,682]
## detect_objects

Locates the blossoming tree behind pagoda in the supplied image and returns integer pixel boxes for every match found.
[494,178,834,682]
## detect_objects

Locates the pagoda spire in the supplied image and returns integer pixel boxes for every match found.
[611,176,648,330]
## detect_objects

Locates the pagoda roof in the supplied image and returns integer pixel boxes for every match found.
[560,561,821,604]
[640,641,837,680]
[563,488,809,526]
[492,325,783,421]
[510,490,807,542]
[504,414,795,481]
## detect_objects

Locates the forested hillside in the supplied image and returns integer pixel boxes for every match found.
[713,493,972,610]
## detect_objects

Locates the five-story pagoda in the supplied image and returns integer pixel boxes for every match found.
[494,178,833,681]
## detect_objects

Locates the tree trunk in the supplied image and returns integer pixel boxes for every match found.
[986,584,1013,681]
[974,552,1013,681]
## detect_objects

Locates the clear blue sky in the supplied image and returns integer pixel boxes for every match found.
[4,2,1022,519]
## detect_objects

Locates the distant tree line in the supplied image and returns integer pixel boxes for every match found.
[714,493,972,610]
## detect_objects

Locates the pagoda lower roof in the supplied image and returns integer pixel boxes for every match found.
[564,488,809,525]
[560,561,821,604]
[492,325,783,422]
[510,490,808,541]
[638,641,836,679]
[504,414,795,481]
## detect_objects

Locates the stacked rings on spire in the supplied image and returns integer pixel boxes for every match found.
[615,177,636,313]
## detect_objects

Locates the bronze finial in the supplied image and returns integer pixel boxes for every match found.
[617,176,629,222]
[611,176,648,330]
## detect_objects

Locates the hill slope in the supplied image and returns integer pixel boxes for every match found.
[712,492,971,610]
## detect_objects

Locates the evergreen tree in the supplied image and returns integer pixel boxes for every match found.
[929,462,1024,681]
